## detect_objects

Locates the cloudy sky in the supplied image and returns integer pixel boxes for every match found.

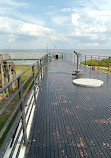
[0,0,111,49]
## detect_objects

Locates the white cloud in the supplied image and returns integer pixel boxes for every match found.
[0,17,54,42]
[49,6,55,8]
[59,8,72,12]
[17,14,45,26]
[70,6,111,45]
[51,33,68,41]
[88,10,111,17]
[0,16,68,45]
[71,13,80,26]
[51,15,68,25]
[83,43,99,47]
[9,34,17,42]
[0,0,29,8]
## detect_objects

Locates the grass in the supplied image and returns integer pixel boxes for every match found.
[0,109,20,148]
[81,57,111,74]
[0,64,38,147]
[98,67,111,74]
[16,65,31,81]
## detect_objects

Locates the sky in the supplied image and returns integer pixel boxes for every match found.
[0,0,111,49]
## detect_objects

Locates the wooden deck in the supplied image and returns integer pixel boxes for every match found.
[26,59,111,158]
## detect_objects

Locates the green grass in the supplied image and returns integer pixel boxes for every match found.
[98,68,111,74]
[0,109,20,148]
[81,57,111,74]
[16,65,31,82]
[81,57,111,67]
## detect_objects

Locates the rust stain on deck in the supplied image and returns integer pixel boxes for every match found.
[77,137,85,148]
[94,118,111,124]
[61,108,73,115]
[75,106,79,109]
[52,101,60,105]
[84,107,93,111]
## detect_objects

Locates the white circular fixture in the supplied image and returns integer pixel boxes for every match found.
[73,78,104,87]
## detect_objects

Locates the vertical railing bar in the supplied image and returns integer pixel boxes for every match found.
[85,55,86,66]
[91,56,92,69]
[9,125,23,158]
[74,54,75,63]
[98,56,100,70]
[18,76,27,146]
[40,58,42,78]
[108,57,110,72]
[15,137,24,158]
[32,65,36,104]
[26,99,35,126]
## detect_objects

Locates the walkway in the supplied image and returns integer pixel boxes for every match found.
[26,59,111,158]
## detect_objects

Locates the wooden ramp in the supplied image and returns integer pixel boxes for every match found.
[26,59,111,158]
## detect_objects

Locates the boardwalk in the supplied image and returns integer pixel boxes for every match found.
[26,59,111,158]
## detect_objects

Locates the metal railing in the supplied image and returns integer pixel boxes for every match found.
[60,52,111,74]
[80,54,111,73]
[0,54,48,158]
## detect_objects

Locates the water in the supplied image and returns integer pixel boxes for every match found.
[0,49,111,65]
[0,49,47,59]
[0,49,48,65]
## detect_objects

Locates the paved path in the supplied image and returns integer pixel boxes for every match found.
[26,59,111,158]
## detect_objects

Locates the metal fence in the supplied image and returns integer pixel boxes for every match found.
[60,52,111,74]
[80,54,111,73]
[0,54,48,158]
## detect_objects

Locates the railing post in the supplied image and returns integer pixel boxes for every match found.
[46,54,48,63]
[32,65,36,103]
[85,55,86,66]
[108,57,110,72]
[98,56,100,70]
[39,59,42,78]
[41,58,43,77]
[18,76,27,146]
[91,56,92,69]
[38,60,41,81]
[80,55,81,63]
[74,53,75,63]
[95,57,96,68]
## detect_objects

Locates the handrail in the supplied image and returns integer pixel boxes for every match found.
[0,54,49,158]
[0,59,40,94]
[62,52,111,74]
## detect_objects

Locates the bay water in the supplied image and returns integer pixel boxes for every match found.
[0,49,111,65]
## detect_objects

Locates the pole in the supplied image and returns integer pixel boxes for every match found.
[85,55,86,66]
[77,54,79,71]
[98,56,100,70]
[32,65,36,104]
[91,56,92,69]
[108,57,110,72]
[18,76,27,146]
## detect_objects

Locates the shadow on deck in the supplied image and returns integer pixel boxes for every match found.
[26,59,111,158]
